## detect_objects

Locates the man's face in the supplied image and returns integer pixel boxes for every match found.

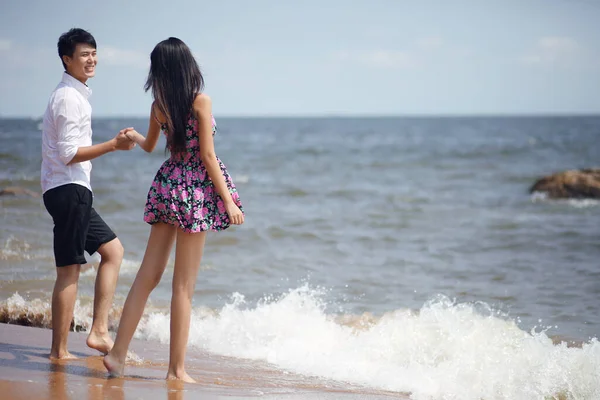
[63,44,97,83]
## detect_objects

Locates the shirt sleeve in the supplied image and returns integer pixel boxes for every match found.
[54,91,81,165]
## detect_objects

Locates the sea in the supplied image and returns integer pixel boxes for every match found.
[1,116,599,399]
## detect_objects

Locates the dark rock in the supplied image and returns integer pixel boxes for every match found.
[530,168,600,199]
[0,186,40,198]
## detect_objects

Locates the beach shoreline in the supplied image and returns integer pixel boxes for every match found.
[0,323,408,399]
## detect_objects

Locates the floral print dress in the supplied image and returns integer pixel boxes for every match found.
[143,114,243,232]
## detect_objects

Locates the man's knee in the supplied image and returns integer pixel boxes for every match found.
[98,238,124,263]
[56,264,81,283]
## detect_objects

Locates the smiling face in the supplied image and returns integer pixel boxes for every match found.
[62,44,97,84]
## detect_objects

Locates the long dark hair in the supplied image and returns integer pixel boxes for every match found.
[144,37,204,155]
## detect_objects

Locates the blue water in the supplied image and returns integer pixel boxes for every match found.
[1,116,599,341]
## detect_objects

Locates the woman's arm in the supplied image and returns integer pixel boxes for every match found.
[124,103,162,153]
[193,94,244,225]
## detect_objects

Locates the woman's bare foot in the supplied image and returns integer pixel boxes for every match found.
[86,331,114,355]
[166,370,196,383]
[49,351,78,360]
[103,353,125,377]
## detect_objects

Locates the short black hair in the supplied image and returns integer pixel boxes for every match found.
[57,28,96,70]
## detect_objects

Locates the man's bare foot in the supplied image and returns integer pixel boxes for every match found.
[49,351,78,360]
[103,353,124,378]
[86,331,114,355]
[166,371,196,383]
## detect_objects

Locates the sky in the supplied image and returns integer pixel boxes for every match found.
[1,0,599,117]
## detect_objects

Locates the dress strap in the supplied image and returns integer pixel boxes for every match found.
[151,103,166,128]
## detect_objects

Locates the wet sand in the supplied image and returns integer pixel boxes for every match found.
[0,323,409,399]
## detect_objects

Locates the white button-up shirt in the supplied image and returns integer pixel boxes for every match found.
[41,72,93,194]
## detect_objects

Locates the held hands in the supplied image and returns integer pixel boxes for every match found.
[122,128,144,144]
[114,127,136,151]
[225,202,244,225]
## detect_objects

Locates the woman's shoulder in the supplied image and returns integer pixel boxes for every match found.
[193,93,212,109]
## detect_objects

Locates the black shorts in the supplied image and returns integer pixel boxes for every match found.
[43,183,117,267]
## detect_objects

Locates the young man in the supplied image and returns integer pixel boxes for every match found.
[41,28,134,359]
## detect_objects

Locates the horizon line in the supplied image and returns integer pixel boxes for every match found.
[2,112,600,120]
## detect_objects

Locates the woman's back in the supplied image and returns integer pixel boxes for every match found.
[162,114,217,164]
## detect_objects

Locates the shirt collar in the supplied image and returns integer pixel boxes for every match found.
[61,72,92,99]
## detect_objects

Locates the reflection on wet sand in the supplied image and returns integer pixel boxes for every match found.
[83,357,124,400]
[0,324,408,399]
[166,380,185,400]
[47,363,68,400]
[45,355,128,400]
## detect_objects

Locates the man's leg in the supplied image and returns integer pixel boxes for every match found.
[43,184,91,360]
[86,237,123,353]
[50,264,81,359]
[85,208,122,354]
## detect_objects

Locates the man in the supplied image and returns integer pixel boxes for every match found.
[41,28,134,359]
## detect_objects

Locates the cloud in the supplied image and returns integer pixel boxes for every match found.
[0,41,53,68]
[0,41,149,71]
[101,46,148,69]
[416,36,444,50]
[520,36,589,67]
[0,41,148,71]
[360,50,416,69]
[332,49,416,69]
[0,39,11,51]
[331,36,458,69]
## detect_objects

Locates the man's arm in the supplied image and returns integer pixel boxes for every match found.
[53,93,134,166]
[54,96,81,165]
[67,134,132,165]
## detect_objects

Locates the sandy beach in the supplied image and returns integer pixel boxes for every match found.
[0,323,408,400]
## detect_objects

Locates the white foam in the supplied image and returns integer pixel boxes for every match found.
[233,174,250,184]
[81,257,142,277]
[530,192,600,208]
[566,198,600,208]
[0,236,32,260]
[135,286,600,400]
[4,287,600,399]
[0,236,56,264]
[117,258,143,274]
[4,292,50,320]
[5,293,98,331]
[530,191,549,202]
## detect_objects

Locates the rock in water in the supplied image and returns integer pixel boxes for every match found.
[0,186,40,198]
[530,168,600,199]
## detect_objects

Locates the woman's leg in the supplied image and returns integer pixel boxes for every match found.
[167,229,206,382]
[104,222,176,376]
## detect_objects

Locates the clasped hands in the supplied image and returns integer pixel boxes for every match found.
[114,127,141,151]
